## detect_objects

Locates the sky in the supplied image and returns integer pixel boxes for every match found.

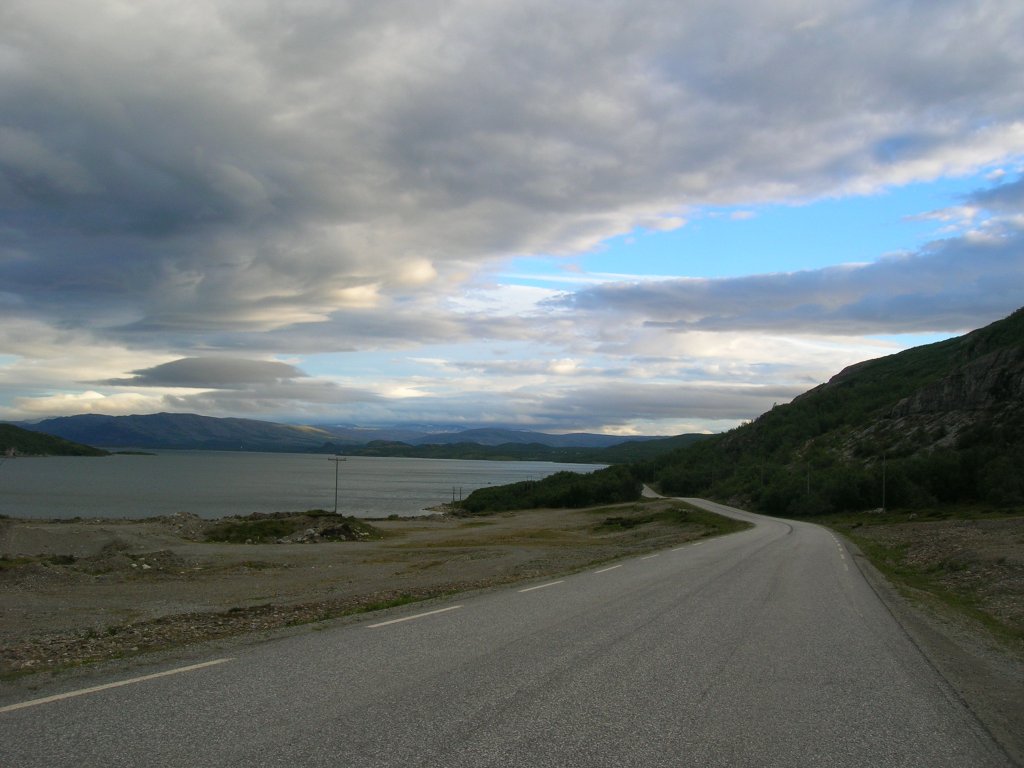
[1,0,1023,436]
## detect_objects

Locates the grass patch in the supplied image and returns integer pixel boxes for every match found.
[655,501,753,536]
[595,500,752,537]
[597,515,655,530]
[355,594,422,613]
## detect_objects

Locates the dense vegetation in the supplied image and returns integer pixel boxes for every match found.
[632,415,1024,517]
[458,465,642,514]
[0,424,109,457]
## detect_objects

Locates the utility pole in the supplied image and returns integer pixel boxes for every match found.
[882,452,887,513]
[328,455,346,514]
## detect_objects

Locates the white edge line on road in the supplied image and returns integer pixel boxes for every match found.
[641,554,659,560]
[594,564,623,574]
[0,658,233,714]
[518,580,564,593]
[367,605,463,628]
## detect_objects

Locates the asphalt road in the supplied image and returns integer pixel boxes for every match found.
[0,500,1012,767]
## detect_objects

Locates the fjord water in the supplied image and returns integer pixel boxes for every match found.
[0,452,605,520]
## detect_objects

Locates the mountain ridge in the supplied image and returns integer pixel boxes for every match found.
[10,413,669,454]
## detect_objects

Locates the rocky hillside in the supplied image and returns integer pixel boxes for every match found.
[641,308,1024,516]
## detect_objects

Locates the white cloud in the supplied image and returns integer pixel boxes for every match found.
[7,391,168,419]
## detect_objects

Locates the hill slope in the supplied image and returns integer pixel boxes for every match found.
[0,424,109,457]
[641,308,1024,515]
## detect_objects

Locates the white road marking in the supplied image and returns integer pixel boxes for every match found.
[0,658,233,714]
[594,564,623,574]
[641,554,659,560]
[518,581,564,593]
[367,605,463,628]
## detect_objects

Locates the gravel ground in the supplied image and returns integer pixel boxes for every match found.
[0,501,710,677]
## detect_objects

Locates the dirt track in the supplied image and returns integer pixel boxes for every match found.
[0,501,717,676]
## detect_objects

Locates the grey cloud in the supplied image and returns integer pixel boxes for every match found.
[536,383,804,424]
[559,221,1024,335]
[1,1,1022,347]
[102,357,308,388]
[162,381,381,416]
[967,175,1024,212]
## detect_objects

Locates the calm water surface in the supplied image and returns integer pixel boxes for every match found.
[0,451,605,519]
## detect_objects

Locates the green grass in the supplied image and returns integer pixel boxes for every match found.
[594,499,752,536]
[354,594,423,613]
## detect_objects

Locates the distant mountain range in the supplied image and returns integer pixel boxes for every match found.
[306,425,655,449]
[8,412,693,460]
[14,413,336,453]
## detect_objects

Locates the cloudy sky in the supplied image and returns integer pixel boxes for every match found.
[2,1,1023,435]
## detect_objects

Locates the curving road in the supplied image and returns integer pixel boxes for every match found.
[0,500,1012,766]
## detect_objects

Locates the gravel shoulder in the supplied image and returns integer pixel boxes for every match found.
[833,517,1024,766]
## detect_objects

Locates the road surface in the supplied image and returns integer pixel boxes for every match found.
[0,500,1012,766]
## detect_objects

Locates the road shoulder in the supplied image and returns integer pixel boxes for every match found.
[843,536,1024,766]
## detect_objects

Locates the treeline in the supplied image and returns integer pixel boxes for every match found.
[455,412,1024,518]
[632,412,1024,517]
[457,465,642,514]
